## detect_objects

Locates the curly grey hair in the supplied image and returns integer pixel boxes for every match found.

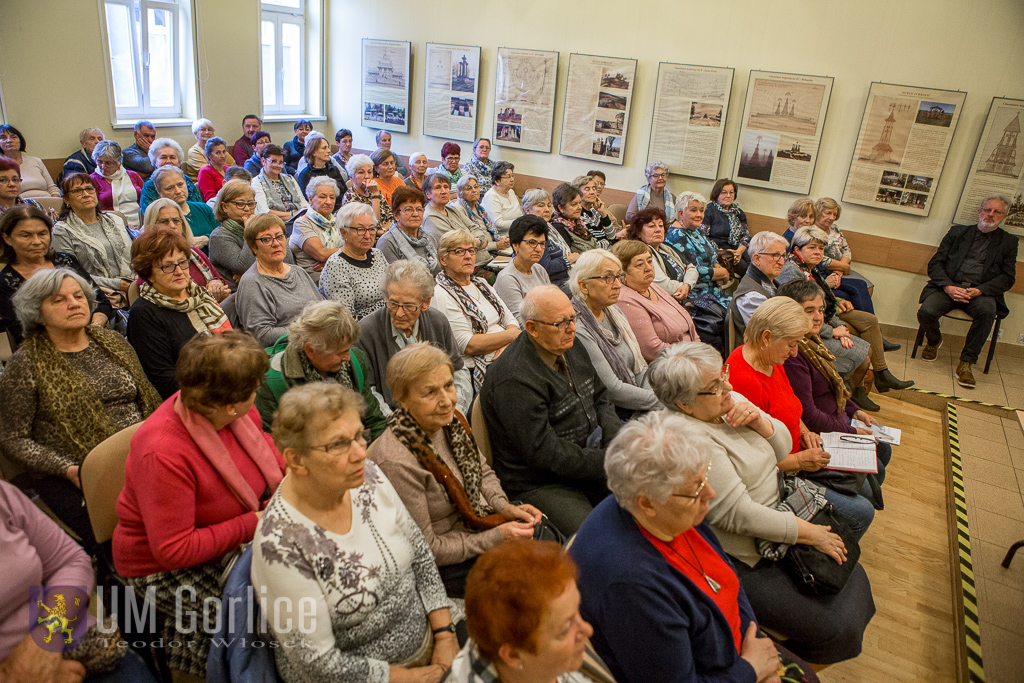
[91,140,122,163]
[674,191,708,214]
[288,300,360,354]
[748,230,790,256]
[148,138,184,166]
[345,153,374,178]
[645,161,669,177]
[305,175,340,200]
[647,341,725,408]
[14,268,96,335]
[384,260,435,302]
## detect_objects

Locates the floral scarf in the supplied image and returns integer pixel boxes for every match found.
[140,281,231,334]
[799,334,850,414]
[709,201,749,248]
[435,269,510,391]
[307,207,343,249]
[552,212,592,241]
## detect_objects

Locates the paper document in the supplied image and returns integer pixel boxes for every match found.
[821,432,879,473]
[850,420,902,446]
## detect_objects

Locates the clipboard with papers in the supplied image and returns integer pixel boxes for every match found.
[820,432,879,473]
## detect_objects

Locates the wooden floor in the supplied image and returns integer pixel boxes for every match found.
[820,394,957,683]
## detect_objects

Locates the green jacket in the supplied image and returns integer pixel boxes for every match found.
[254,335,388,440]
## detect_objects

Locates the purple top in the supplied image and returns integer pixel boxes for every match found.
[783,352,858,435]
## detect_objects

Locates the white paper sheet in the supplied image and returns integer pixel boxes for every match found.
[821,432,879,473]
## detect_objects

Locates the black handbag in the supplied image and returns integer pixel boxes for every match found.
[782,503,861,595]
[799,468,865,498]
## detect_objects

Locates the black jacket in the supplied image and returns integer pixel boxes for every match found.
[921,223,1018,316]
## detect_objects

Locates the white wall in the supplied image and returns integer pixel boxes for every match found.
[327,0,1024,341]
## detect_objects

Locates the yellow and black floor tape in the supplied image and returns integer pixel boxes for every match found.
[947,403,985,682]
[911,387,1017,412]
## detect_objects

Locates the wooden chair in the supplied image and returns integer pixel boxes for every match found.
[126,281,141,306]
[32,196,64,215]
[79,423,142,543]
[910,308,1005,374]
[607,203,627,227]
[470,395,492,466]
[0,329,13,362]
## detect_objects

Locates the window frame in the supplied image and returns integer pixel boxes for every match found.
[259,0,324,120]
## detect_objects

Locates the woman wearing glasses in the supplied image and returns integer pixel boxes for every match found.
[494,215,551,326]
[319,202,388,320]
[127,226,232,398]
[140,198,230,299]
[480,161,522,239]
[235,214,323,346]
[626,206,698,302]
[210,180,292,289]
[610,240,698,362]
[625,162,675,224]
[646,341,875,666]
[343,154,394,236]
[422,174,490,270]
[377,185,441,275]
[290,176,343,277]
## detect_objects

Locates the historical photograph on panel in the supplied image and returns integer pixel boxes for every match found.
[746,78,826,137]
[953,97,1024,229]
[558,53,637,165]
[592,135,621,158]
[365,44,407,90]
[855,96,916,167]
[737,131,777,182]
[600,68,631,90]
[689,102,723,128]
[597,91,627,111]
[450,51,476,93]
[978,107,1022,179]
[776,134,811,162]
[493,47,559,152]
[915,101,956,127]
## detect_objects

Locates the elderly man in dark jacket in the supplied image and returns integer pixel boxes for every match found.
[917,194,1018,388]
[480,285,621,535]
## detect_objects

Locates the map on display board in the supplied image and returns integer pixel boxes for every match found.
[361,39,411,133]
[492,47,559,153]
[423,43,481,143]
[558,53,638,166]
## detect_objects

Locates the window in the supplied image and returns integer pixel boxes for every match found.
[260,0,323,118]
[100,0,197,122]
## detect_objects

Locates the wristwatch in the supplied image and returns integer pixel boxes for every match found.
[432,623,456,637]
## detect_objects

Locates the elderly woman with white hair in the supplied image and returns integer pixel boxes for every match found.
[404,151,429,192]
[569,249,660,417]
[480,161,522,238]
[290,175,342,276]
[647,340,876,665]
[523,188,574,286]
[139,137,204,214]
[343,153,393,235]
[625,161,674,223]
[151,165,218,248]
[184,118,216,181]
[89,140,144,227]
[319,202,388,320]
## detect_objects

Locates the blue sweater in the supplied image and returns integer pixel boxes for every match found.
[570,498,758,683]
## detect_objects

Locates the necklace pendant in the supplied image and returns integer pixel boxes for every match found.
[705,574,721,594]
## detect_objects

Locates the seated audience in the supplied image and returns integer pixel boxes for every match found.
[779,224,912,393]
[151,165,218,247]
[252,143,307,220]
[727,298,883,537]
[611,239,698,362]
[209,180,265,286]
[585,169,616,229]
[569,249,660,417]
[344,153,394,235]
[319,202,388,320]
[0,269,160,556]
[574,175,615,244]
[627,206,697,302]
[481,161,522,238]
[0,205,111,344]
[62,127,104,178]
[405,151,429,191]
[184,118,216,181]
[422,173,478,247]
[551,182,598,254]
[452,539,595,683]
[377,185,440,274]
[0,125,59,197]
[480,285,620,534]
[625,161,674,223]
[232,114,262,166]
[357,260,471,414]
[453,174,508,254]
[90,140,144,227]
[0,480,156,682]
[702,178,751,278]
[128,227,232,398]
[114,332,283,679]
[297,133,346,212]
[432,229,519,401]
[52,172,134,297]
[283,119,313,175]
[253,382,457,683]
[254,300,386,437]
[494,214,551,325]
[122,120,157,179]
[648,341,876,664]
[917,194,1018,388]
[290,176,342,276]
[235,214,323,346]
[197,136,231,201]
[243,130,272,176]
[0,157,42,214]
[139,137,204,214]
[571,410,814,683]
[524,188,574,286]
[140,198,229,297]
[461,138,495,193]
[225,166,252,186]
[372,342,541,596]
[331,128,354,180]
[370,148,406,205]
[376,130,410,177]
[436,141,463,186]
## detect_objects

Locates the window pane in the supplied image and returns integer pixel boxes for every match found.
[261,21,276,107]
[262,0,300,8]
[281,22,301,107]
[105,3,139,108]
[147,8,175,107]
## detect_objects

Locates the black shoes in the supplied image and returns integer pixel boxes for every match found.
[874,368,915,393]
[882,338,901,352]
[851,386,880,412]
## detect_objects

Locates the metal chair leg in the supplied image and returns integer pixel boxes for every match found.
[910,325,925,359]
[1002,540,1024,568]
[984,317,1002,374]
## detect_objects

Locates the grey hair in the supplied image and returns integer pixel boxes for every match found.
[790,226,829,249]
[568,249,621,298]
[748,230,790,256]
[336,201,374,228]
[674,191,708,213]
[79,128,102,144]
[191,118,213,135]
[151,164,186,192]
[346,153,374,178]
[520,284,564,323]
[409,151,427,164]
[92,140,122,163]
[647,342,725,408]
[384,259,434,301]
[375,130,391,144]
[980,193,1010,210]
[288,300,360,354]
[438,229,476,259]
[14,268,96,335]
[142,197,193,241]
[148,138,184,165]
[305,175,340,199]
[134,120,155,132]
[521,189,552,210]
[645,161,669,177]
[455,173,477,191]
[571,175,594,190]
[605,410,711,509]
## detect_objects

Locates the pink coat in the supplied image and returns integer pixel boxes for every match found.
[617,283,699,362]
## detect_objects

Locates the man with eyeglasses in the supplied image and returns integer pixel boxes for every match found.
[481,285,621,535]
[730,231,792,341]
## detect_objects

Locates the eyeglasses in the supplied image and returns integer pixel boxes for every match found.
[399,207,424,215]
[500,173,514,180]
[230,200,257,209]
[585,273,626,285]
[757,252,786,262]
[0,176,21,184]
[154,258,189,274]
[155,217,184,226]
[345,226,375,235]
[671,461,712,501]
[531,312,579,332]
[256,233,287,245]
[385,300,422,313]
[450,247,477,257]
[309,429,371,457]
[648,173,667,180]
[696,365,730,396]
[521,238,547,249]
[66,186,97,196]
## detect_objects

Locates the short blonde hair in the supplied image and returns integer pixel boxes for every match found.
[272,383,366,455]
[244,214,285,250]
[288,300,360,354]
[438,229,477,259]
[743,296,811,348]
[814,197,841,221]
[787,198,817,226]
[386,341,454,402]
[610,240,650,272]
[214,179,255,222]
